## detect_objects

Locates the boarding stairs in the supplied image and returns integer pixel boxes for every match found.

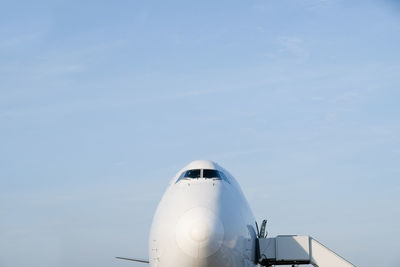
[255,220,355,267]
[257,235,356,267]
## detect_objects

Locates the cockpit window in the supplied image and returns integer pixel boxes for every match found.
[203,169,221,178]
[183,169,201,178]
[176,169,230,184]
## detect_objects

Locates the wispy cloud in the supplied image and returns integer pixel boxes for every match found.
[32,63,87,77]
[0,32,43,48]
[177,88,222,97]
[277,36,310,60]
[305,0,335,10]
[311,96,325,101]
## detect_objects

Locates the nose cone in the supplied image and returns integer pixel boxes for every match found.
[176,207,224,259]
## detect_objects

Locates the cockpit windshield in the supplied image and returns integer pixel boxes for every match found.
[176,169,230,183]
[183,169,201,178]
[203,169,220,178]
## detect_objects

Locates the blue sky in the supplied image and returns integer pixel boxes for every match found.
[1,0,400,266]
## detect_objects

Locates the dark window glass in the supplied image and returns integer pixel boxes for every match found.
[177,172,185,181]
[175,171,187,183]
[203,169,221,179]
[184,169,201,178]
[176,169,231,184]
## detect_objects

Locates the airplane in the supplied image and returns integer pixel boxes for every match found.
[117,160,356,267]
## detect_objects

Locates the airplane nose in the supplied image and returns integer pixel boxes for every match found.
[176,207,224,259]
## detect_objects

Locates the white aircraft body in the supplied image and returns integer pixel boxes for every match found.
[149,160,257,267]
[117,160,356,267]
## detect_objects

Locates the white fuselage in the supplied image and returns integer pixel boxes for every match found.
[149,160,258,267]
